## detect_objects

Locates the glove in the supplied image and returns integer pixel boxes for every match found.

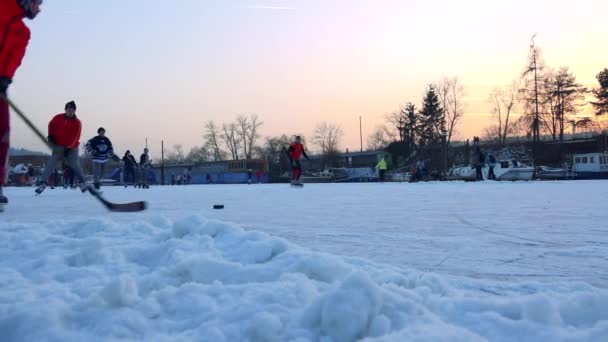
[64,148,73,157]
[0,77,11,96]
[47,136,56,144]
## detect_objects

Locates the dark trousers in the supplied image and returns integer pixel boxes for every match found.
[124,168,136,184]
[92,162,106,184]
[488,166,496,180]
[475,166,484,181]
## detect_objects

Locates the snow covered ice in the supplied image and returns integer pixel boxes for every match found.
[1,181,608,341]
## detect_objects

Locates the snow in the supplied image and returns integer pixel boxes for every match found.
[1,181,608,341]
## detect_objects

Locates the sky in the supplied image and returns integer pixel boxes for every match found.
[8,0,608,158]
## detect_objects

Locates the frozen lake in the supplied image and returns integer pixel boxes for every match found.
[1,181,607,341]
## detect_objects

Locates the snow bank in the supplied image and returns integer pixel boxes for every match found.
[1,215,607,341]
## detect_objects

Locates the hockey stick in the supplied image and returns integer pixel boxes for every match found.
[3,96,147,212]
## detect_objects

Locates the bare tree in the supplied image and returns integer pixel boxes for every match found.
[489,81,518,144]
[187,146,210,164]
[568,117,596,134]
[435,77,464,145]
[313,122,343,169]
[384,111,405,142]
[165,144,186,164]
[204,120,224,161]
[259,135,292,176]
[521,35,544,166]
[510,115,534,139]
[313,122,344,155]
[236,114,263,159]
[221,123,241,160]
[366,126,390,151]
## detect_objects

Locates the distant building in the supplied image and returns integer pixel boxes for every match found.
[302,150,384,170]
[149,159,268,184]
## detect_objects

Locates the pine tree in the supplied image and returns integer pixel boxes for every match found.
[417,85,444,147]
[592,68,608,115]
[401,102,417,150]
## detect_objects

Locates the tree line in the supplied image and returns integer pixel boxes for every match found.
[161,37,608,171]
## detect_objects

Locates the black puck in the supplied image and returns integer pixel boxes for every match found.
[213,204,224,209]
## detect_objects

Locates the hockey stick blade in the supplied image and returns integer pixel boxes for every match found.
[87,186,147,212]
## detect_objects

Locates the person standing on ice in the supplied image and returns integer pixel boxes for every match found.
[487,152,497,180]
[138,148,151,188]
[35,101,89,195]
[0,0,43,210]
[287,135,309,185]
[122,150,138,186]
[85,127,120,190]
[376,156,387,182]
[474,147,485,181]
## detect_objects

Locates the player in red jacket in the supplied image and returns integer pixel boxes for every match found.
[287,135,309,185]
[0,0,42,210]
[35,101,88,195]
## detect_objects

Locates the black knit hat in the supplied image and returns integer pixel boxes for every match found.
[65,101,76,110]
[98,127,105,134]
[18,0,42,19]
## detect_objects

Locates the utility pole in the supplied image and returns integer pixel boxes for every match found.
[161,140,165,185]
[359,116,363,152]
[530,35,540,178]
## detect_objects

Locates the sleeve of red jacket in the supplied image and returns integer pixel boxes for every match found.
[47,115,59,140]
[67,119,82,148]
[2,25,30,79]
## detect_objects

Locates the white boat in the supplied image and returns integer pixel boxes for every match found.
[537,152,608,180]
[386,171,411,182]
[447,160,534,181]
[570,152,608,179]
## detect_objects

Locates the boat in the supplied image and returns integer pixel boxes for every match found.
[447,159,534,181]
[537,152,608,180]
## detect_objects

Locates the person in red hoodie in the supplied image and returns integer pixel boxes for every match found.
[36,101,88,195]
[0,0,42,210]
[287,135,309,185]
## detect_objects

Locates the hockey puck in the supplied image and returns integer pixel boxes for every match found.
[213,204,224,209]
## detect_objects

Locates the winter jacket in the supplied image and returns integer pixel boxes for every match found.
[48,113,82,149]
[86,135,115,162]
[140,153,150,168]
[288,143,308,161]
[0,0,30,79]
[123,155,138,170]
[487,154,497,167]
[376,158,387,170]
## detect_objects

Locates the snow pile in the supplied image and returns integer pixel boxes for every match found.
[1,215,608,341]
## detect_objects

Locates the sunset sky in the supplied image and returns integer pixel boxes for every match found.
[8,0,607,157]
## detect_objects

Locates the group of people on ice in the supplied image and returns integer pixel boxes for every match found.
[31,101,152,194]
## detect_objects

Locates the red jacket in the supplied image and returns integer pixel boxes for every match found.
[288,142,308,160]
[0,0,30,79]
[48,114,82,149]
